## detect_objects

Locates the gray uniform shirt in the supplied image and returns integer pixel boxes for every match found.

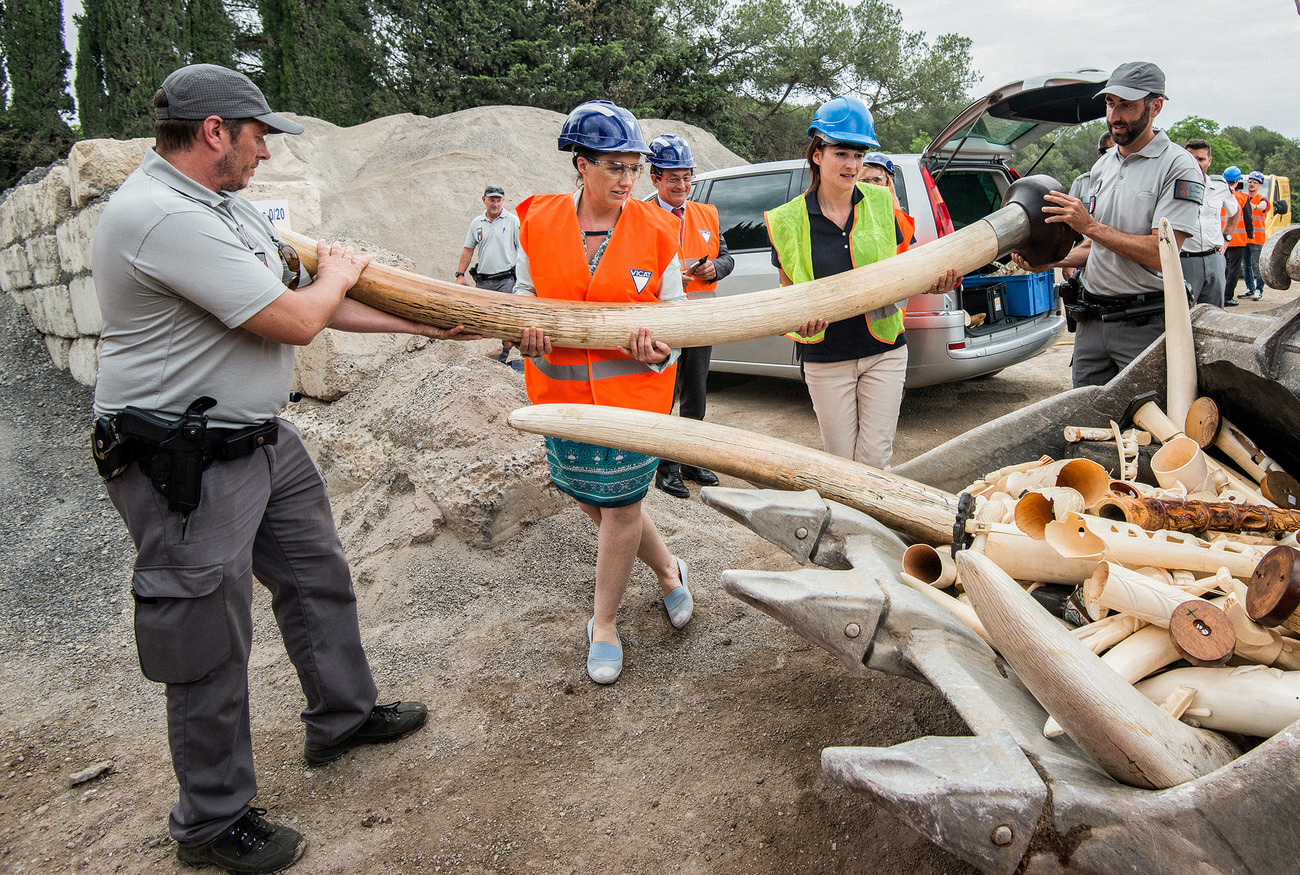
[93,149,302,428]
[463,211,521,275]
[1067,171,1092,203]
[1080,131,1204,299]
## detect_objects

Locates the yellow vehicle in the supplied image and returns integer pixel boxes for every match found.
[1263,174,1291,239]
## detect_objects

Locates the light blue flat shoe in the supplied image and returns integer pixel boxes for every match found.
[663,556,694,629]
[586,618,623,684]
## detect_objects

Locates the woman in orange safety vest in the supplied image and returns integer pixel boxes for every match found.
[510,100,692,686]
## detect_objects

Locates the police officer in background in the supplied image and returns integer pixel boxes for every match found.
[1181,137,1240,308]
[644,134,734,498]
[1013,62,1203,387]
[92,64,479,873]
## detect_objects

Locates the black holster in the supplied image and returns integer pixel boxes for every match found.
[1056,274,1083,332]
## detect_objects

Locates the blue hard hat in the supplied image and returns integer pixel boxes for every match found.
[558,100,652,154]
[808,95,880,150]
[647,134,696,169]
[1223,165,1242,182]
[1248,170,1266,183]
[864,152,895,176]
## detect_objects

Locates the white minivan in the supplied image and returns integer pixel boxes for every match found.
[694,69,1111,387]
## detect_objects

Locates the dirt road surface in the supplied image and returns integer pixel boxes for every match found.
[0,288,1287,874]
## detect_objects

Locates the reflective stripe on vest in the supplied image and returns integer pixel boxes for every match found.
[517,194,678,413]
[764,183,904,343]
[681,201,722,294]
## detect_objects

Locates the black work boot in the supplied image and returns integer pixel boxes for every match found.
[177,807,304,873]
[305,701,428,766]
[655,467,690,498]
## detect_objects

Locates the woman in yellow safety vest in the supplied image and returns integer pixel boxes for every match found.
[765,96,958,469]
[511,100,692,685]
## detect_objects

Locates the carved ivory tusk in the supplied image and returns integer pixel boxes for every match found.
[507,404,958,545]
[1134,665,1300,738]
[1044,512,1266,579]
[898,572,991,644]
[1131,401,1270,504]
[901,544,957,588]
[1003,458,1109,510]
[1044,624,1179,739]
[982,522,1102,585]
[1158,218,1197,428]
[283,176,1071,349]
[1013,487,1086,540]
[1094,494,1300,534]
[955,549,1239,788]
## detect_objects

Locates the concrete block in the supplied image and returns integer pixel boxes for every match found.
[244,180,324,234]
[27,234,62,286]
[0,196,16,247]
[45,335,72,371]
[69,336,100,386]
[69,275,103,336]
[5,184,39,239]
[57,202,104,275]
[1,244,31,292]
[30,284,78,338]
[68,138,152,208]
[29,166,71,231]
[292,328,411,402]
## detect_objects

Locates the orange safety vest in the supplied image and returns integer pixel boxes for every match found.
[1226,191,1251,247]
[517,194,679,413]
[895,208,915,254]
[1246,192,1271,245]
[679,201,722,294]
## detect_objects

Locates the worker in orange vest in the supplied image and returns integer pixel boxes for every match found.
[860,152,915,252]
[1242,170,1272,300]
[512,100,693,685]
[643,134,735,499]
[1221,166,1250,305]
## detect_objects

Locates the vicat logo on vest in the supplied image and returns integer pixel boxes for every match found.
[699,229,712,243]
[629,269,653,294]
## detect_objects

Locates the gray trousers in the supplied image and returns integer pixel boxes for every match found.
[1183,250,1226,308]
[107,421,376,844]
[1071,313,1165,388]
[474,274,515,294]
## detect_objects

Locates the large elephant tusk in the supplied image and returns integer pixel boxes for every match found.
[506,404,958,545]
[1158,218,1196,428]
[955,548,1240,789]
[283,175,1073,349]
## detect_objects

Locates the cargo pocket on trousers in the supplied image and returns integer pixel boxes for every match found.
[132,564,232,684]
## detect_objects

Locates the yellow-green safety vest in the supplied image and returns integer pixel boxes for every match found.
[764,183,904,344]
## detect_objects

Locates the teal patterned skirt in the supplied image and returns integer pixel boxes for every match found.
[544,437,659,508]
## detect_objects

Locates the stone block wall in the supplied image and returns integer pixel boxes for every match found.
[0,138,398,400]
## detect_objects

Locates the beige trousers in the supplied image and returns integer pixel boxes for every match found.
[802,344,908,469]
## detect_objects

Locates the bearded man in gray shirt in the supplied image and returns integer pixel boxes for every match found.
[1014,62,1204,387]
[92,63,478,873]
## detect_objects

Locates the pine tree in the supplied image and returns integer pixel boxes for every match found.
[0,0,77,188]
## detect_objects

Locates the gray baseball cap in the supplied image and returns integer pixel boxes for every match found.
[154,64,305,135]
[1095,61,1167,101]
[484,185,505,197]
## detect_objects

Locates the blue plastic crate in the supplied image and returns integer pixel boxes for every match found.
[963,270,1055,317]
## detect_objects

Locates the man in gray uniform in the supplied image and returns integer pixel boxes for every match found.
[1181,138,1240,308]
[92,64,478,873]
[1013,61,1203,387]
[457,185,521,362]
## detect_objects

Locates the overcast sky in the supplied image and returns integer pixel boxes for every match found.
[62,0,1300,139]
[895,0,1300,138]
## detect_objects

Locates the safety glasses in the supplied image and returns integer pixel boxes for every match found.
[585,158,645,179]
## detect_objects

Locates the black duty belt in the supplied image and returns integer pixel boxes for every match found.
[1068,291,1165,324]
[1180,249,1217,258]
[472,266,516,282]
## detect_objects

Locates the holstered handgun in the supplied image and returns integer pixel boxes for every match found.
[1056,273,1084,332]
[115,396,218,513]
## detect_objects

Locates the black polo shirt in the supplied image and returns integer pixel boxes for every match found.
[769,188,906,363]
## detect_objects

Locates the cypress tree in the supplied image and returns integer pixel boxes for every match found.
[258,0,381,126]
[181,0,237,66]
[0,0,77,188]
[75,0,183,139]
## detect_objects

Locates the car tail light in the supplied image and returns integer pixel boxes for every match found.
[1007,166,1022,180]
[922,166,956,238]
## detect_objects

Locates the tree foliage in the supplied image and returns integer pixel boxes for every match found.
[0,0,77,189]
[76,0,184,139]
